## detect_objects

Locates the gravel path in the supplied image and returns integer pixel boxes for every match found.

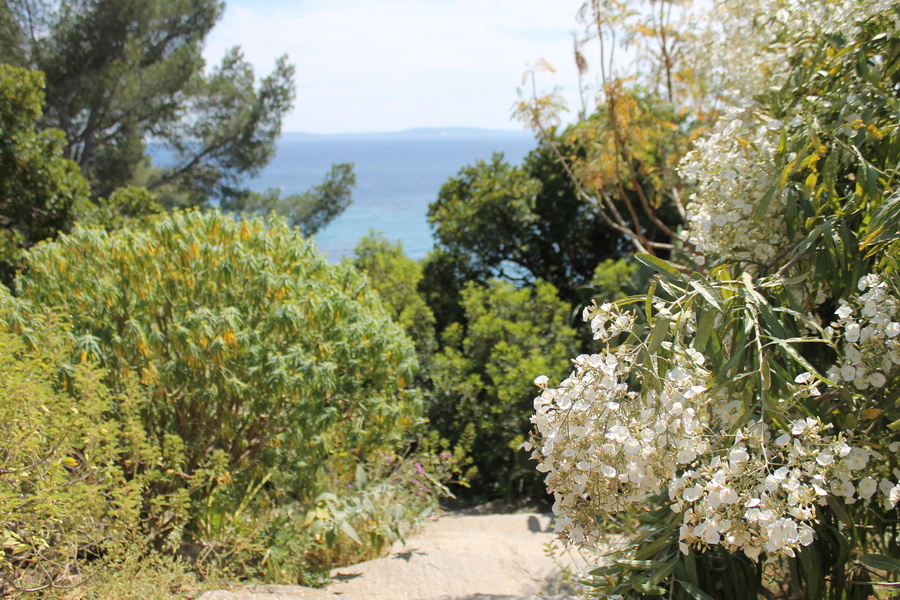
[200,509,587,600]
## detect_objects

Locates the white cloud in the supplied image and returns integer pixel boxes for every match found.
[203,0,586,133]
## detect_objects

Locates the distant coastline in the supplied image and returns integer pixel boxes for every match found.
[281,127,535,141]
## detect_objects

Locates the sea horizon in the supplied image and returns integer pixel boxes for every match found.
[246,128,538,263]
[280,126,534,140]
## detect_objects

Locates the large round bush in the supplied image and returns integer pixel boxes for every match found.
[12,210,419,541]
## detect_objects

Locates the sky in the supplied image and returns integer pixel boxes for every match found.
[203,0,587,134]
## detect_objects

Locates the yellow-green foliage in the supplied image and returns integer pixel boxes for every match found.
[9,209,420,548]
[0,311,142,593]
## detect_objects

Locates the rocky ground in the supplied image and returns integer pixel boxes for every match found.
[199,505,592,600]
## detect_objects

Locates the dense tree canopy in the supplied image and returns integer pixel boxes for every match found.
[351,233,437,361]
[428,135,651,304]
[0,0,292,206]
[426,279,575,498]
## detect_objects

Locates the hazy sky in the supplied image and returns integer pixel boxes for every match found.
[203,0,587,134]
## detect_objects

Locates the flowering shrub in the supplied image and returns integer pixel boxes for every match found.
[527,2,900,596]
[531,270,900,598]
[532,302,714,544]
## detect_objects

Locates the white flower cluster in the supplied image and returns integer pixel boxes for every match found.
[681,108,787,264]
[584,301,636,342]
[689,0,900,101]
[826,273,900,390]
[681,0,900,265]
[671,418,900,561]
[530,305,714,547]
[530,301,900,561]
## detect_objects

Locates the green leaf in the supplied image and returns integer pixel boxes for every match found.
[636,253,683,279]
[826,495,854,530]
[615,559,670,569]
[647,313,672,353]
[798,544,823,600]
[646,277,658,321]
[339,520,363,545]
[860,554,900,573]
[634,535,674,561]
[632,582,667,595]
[766,336,822,379]
[693,306,716,353]
[862,189,900,252]
[588,565,621,577]
[752,185,779,220]
[648,560,678,585]
[678,579,716,600]
[741,272,766,306]
[689,274,723,310]
[683,549,700,586]
[792,218,835,257]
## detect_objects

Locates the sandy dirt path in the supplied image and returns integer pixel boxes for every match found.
[200,509,587,600]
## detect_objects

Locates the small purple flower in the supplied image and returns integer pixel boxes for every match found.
[414,461,425,474]
[439,451,452,460]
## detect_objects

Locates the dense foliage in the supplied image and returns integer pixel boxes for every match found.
[527,1,900,598]
[7,0,900,597]
[426,280,575,498]
[8,210,420,550]
[428,132,680,306]
[0,64,90,285]
[1,0,284,202]
[0,315,131,594]
[351,233,437,361]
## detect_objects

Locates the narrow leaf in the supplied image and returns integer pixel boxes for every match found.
[647,314,672,353]
[693,306,716,353]
[632,582,667,595]
[678,579,716,600]
[860,554,900,573]
[862,189,900,251]
[689,274,723,310]
[339,521,363,545]
[636,253,683,279]
[615,559,670,569]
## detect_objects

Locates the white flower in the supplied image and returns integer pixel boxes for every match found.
[868,372,887,388]
[858,477,878,499]
[794,372,813,384]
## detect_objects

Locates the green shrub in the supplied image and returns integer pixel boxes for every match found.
[9,210,420,550]
[426,279,575,498]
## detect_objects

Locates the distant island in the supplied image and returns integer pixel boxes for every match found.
[281,127,535,140]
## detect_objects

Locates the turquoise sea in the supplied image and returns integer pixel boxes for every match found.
[247,129,537,262]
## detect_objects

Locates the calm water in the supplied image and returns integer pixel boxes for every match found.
[247,131,537,262]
